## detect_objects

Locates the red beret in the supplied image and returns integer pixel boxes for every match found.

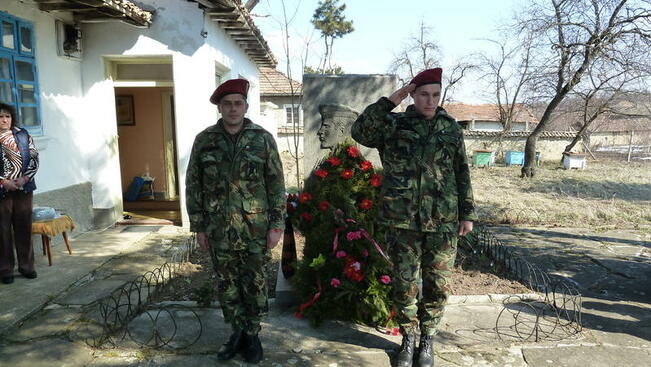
[210,78,250,105]
[410,68,442,87]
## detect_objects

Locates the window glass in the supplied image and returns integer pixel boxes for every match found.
[2,21,14,49]
[19,25,32,54]
[18,83,34,103]
[20,106,37,126]
[15,60,34,81]
[285,105,301,125]
[0,13,40,133]
[0,58,10,79]
[0,81,13,103]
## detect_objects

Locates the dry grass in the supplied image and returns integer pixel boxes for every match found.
[471,159,651,231]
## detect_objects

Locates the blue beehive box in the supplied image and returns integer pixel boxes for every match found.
[505,151,525,166]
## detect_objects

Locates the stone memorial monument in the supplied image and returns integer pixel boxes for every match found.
[302,74,399,176]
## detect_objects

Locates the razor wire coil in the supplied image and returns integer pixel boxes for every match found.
[79,233,204,350]
[460,226,582,342]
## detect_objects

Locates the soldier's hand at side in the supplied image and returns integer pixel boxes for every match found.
[266,228,282,249]
[388,84,416,106]
[197,232,209,250]
[458,221,473,237]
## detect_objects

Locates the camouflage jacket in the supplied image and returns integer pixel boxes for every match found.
[351,97,477,232]
[186,119,286,249]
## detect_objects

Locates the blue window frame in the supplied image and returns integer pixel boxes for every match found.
[0,11,40,135]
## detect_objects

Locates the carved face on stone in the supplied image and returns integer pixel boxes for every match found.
[317,104,359,150]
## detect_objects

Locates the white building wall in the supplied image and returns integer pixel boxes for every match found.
[0,2,89,193]
[80,0,261,226]
[3,0,267,228]
[472,121,503,131]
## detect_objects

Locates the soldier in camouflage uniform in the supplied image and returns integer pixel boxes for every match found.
[351,68,477,367]
[186,78,286,364]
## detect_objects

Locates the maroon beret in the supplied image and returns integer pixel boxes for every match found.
[410,68,442,87]
[210,78,250,105]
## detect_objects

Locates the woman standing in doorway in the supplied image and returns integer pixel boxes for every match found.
[0,103,39,284]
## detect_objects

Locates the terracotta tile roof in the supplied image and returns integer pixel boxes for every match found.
[444,103,537,124]
[464,130,576,138]
[259,67,302,96]
[36,0,153,26]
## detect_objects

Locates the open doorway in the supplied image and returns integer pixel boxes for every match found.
[115,86,181,225]
[107,56,181,225]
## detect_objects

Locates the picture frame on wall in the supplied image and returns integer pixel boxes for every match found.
[116,95,135,126]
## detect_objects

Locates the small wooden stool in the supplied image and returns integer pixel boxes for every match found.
[31,215,76,266]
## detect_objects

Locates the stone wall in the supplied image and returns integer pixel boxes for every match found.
[463,131,582,162]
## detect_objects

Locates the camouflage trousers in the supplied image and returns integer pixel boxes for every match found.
[386,228,458,336]
[209,238,270,334]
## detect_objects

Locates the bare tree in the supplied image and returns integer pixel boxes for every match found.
[258,0,310,189]
[513,0,651,177]
[440,62,477,106]
[563,50,651,155]
[389,20,442,84]
[478,36,536,131]
[389,20,476,104]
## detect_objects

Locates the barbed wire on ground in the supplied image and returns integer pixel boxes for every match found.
[460,226,582,342]
[76,233,204,350]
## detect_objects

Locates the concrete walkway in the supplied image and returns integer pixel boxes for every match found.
[0,225,649,366]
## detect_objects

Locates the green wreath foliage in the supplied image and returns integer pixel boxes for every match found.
[288,141,394,327]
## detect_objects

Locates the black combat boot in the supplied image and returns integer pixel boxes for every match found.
[394,331,416,367]
[417,334,434,367]
[243,333,264,364]
[217,330,244,361]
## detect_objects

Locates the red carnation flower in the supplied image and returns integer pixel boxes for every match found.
[369,174,382,187]
[315,169,329,178]
[318,200,330,211]
[380,275,392,284]
[298,192,312,203]
[346,146,360,158]
[359,198,373,210]
[340,169,354,180]
[360,160,373,171]
[300,212,313,222]
[326,156,341,167]
[343,257,365,282]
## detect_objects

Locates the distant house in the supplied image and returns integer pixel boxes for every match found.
[259,67,303,133]
[542,96,651,156]
[1,0,276,230]
[589,114,651,155]
[444,103,580,161]
[259,67,303,155]
[444,103,537,132]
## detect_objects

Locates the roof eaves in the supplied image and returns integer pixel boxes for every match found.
[196,0,276,67]
[36,0,153,27]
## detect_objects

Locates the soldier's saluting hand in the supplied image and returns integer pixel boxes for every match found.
[388,83,416,106]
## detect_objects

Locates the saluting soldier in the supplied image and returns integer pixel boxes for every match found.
[351,68,477,367]
[185,78,286,364]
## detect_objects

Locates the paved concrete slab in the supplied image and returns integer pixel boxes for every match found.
[0,338,93,367]
[521,345,651,367]
[56,279,129,305]
[5,307,82,342]
[439,346,528,367]
[0,226,156,334]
